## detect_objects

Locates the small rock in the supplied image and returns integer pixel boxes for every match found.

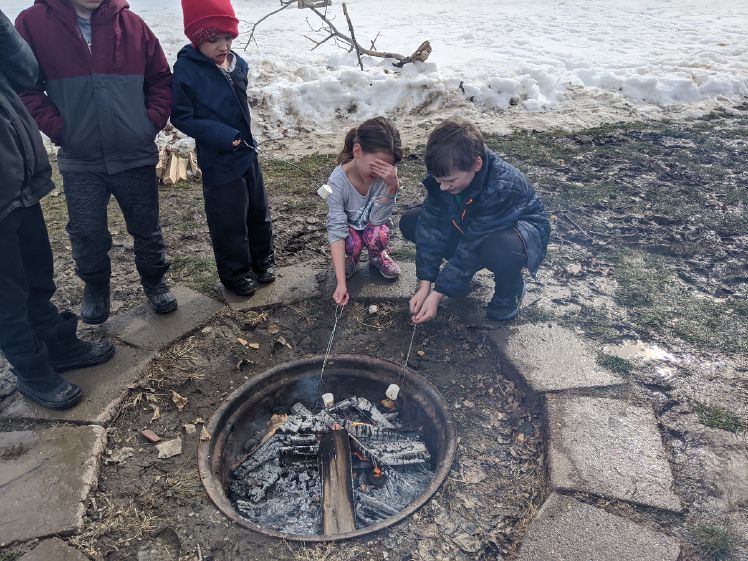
[183,424,197,435]
[141,429,162,443]
[106,447,135,464]
[156,438,183,459]
[368,304,379,315]
[416,350,425,358]
[200,428,211,441]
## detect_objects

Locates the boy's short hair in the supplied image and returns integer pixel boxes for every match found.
[425,118,486,177]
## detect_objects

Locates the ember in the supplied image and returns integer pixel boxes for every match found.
[228,391,434,535]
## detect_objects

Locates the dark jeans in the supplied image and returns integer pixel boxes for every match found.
[0,204,61,381]
[399,205,527,305]
[203,156,274,285]
[61,165,169,288]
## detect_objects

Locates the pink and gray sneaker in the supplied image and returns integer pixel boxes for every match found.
[369,251,401,280]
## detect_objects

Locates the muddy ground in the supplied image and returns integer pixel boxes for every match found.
[2,104,748,561]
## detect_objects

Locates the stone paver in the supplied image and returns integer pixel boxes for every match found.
[0,345,155,424]
[18,538,90,561]
[490,323,623,392]
[324,260,418,301]
[516,493,681,561]
[223,263,322,310]
[0,426,106,546]
[546,395,682,512]
[104,284,223,350]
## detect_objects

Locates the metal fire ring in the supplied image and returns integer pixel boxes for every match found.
[197,354,457,542]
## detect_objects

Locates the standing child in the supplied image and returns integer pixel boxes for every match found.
[326,117,402,306]
[400,118,550,323]
[171,0,275,297]
[15,0,177,324]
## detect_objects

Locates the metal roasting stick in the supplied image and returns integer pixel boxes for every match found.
[401,323,418,379]
[320,305,344,381]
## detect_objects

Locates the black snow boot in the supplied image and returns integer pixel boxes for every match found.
[42,311,115,372]
[81,282,110,325]
[142,278,178,314]
[11,343,82,410]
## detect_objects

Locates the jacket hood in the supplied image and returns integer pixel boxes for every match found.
[35,0,129,22]
[177,44,222,66]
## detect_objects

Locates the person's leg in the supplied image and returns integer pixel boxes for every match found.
[479,228,528,320]
[398,204,422,243]
[109,165,176,313]
[364,223,401,279]
[243,156,275,282]
[62,170,112,323]
[15,204,115,372]
[203,176,254,289]
[0,206,81,409]
[344,226,364,278]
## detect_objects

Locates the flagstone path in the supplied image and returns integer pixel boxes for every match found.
[0,262,684,559]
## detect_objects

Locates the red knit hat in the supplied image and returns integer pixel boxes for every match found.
[182,0,239,48]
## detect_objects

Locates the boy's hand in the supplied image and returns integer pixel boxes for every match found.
[232,138,241,147]
[333,282,349,306]
[409,282,431,316]
[412,291,443,324]
[370,159,399,194]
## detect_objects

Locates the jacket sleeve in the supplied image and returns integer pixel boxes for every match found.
[142,22,172,130]
[0,10,38,91]
[415,189,453,283]
[326,174,350,244]
[170,68,240,151]
[14,12,64,144]
[434,180,518,297]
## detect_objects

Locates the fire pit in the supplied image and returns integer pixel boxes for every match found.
[198,354,456,541]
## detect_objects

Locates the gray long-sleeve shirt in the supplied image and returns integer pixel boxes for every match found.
[326,164,395,244]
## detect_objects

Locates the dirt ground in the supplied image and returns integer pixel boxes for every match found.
[3,104,747,561]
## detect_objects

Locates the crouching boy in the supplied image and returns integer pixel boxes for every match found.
[400,118,550,324]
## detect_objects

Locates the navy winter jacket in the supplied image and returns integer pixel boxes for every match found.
[415,150,550,298]
[171,46,257,185]
[0,10,52,223]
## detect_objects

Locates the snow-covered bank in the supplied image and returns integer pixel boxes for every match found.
[4,0,747,151]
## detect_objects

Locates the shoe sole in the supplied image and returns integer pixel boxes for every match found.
[16,385,83,410]
[50,343,116,373]
[81,313,109,325]
[369,265,400,280]
[256,276,276,284]
[151,302,179,314]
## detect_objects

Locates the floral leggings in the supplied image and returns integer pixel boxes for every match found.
[345,224,390,261]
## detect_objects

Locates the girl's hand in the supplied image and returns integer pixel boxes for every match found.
[370,158,399,194]
[333,282,349,306]
[232,138,241,147]
[412,291,443,324]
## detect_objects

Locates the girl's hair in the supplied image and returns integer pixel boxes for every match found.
[336,116,402,165]
[425,118,486,177]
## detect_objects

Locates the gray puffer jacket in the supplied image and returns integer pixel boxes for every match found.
[0,10,52,223]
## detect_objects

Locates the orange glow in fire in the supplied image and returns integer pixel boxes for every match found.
[372,467,383,478]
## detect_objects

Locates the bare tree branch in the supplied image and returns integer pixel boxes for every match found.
[342,3,363,70]
[243,1,431,67]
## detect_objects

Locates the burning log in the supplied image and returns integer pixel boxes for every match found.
[329,397,395,428]
[318,428,356,535]
[355,492,399,519]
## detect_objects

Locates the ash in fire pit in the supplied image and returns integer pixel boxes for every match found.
[227,387,435,535]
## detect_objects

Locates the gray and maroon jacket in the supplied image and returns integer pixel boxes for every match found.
[15,0,172,175]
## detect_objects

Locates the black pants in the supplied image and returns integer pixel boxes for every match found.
[399,205,527,305]
[203,156,274,285]
[61,165,169,288]
[0,204,62,380]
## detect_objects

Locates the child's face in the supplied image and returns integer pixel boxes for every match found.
[72,0,104,16]
[353,146,396,187]
[433,157,483,195]
[198,33,235,66]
